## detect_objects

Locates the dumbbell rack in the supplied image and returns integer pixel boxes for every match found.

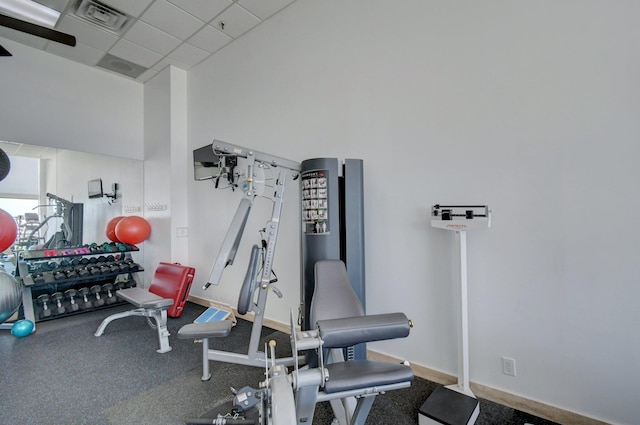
[10,242,144,331]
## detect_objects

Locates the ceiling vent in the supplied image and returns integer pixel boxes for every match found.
[97,54,148,79]
[74,0,129,33]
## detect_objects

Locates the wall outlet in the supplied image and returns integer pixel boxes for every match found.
[176,227,188,238]
[502,356,517,376]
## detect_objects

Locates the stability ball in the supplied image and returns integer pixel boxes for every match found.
[11,319,34,337]
[0,208,17,252]
[115,216,151,245]
[0,270,22,325]
[105,216,125,242]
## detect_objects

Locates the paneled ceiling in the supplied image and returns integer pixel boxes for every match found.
[0,0,296,82]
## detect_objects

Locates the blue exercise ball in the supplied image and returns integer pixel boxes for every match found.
[11,319,34,337]
[0,270,22,325]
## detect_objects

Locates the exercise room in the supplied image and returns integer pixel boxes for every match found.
[1,1,637,424]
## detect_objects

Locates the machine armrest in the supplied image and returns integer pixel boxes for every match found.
[316,312,410,348]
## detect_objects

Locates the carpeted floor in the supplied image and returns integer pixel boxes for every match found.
[0,302,559,425]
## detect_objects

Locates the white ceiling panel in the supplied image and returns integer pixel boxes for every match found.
[167,0,232,23]
[0,27,48,50]
[168,42,209,67]
[45,40,104,65]
[101,0,155,18]
[214,3,261,39]
[0,0,298,81]
[124,20,182,55]
[238,0,295,21]
[110,38,163,68]
[140,0,204,40]
[57,15,118,51]
[187,24,232,54]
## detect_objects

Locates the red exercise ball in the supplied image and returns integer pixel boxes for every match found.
[115,215,151,245]
[0,208,17,252]
[105,216,125,242]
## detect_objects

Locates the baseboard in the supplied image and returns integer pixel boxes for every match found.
[367,350,610,425]
[186,297,608,425]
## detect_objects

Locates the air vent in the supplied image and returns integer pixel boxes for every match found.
[97,54,148,79]
[74,0,129,33]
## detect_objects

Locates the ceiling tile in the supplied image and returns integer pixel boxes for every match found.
[167,0,232,23]
[109,38,163,68]
[45,41,104,65]
[0,28,48,50]
[237,0,295,20]
[214,3,261,39]
[187,25,232,53]
[136,67,158,82]
[124,20,182,55]
[57,15,119,51]
[100,0,154,18]
[152,56,188,72]
[141,0,205,40]
[34,0,71,13]
[168,42,209,67]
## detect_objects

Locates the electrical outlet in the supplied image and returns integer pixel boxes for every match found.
[502,356,516,376]
[176,227,188,238]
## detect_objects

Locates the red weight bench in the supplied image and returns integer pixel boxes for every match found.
[94,262,194,353]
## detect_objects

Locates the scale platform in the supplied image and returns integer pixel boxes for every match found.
[419,385,480,425]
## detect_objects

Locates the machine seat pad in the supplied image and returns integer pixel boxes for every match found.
[324,360,414,394]
[177,321,233,339]
[116,287,174,309]
[317,312,411,348]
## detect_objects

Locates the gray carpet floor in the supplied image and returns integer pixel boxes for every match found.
[0,302,559,425]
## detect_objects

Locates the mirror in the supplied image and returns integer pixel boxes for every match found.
[0,141,143,256]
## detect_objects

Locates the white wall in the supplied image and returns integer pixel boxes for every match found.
[143,66,190,284]
[186,1,640,424]
[0,39,144,160]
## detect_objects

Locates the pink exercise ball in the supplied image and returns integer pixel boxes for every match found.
[114,216,151,245]
[0,208,17,252]
[105,216,125,242]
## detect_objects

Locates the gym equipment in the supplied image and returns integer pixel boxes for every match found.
[64,289,79,312]
[10,319,34,337]
[94,262,195,354]
[28,193,83,249]
[0,270,22,324]
[51,292,66,315]
[0,147,10,181]
[90,285,105,307]
[102,283,117,305]
[190,140,302,371]
[105,216,125,242]
[77,288,93,310]
[114,215,151,245]
[300,158,365,359]
[36,294,52,319]
[419,204,491,425]
[0,207,17,252]
[186,260,414,425]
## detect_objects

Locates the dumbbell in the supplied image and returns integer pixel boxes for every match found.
[53,269,67,280]
[64,266,78,279]
[90,285,105,307]
[77,287,93,310]
[64,289,80,312]
[114,280,126,291]
[102,283,117,305]
[36,294,52,319]
[51,292,66,315]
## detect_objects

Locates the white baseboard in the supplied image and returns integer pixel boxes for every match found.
[186,296,609,425]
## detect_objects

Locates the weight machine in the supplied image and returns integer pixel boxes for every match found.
[186,260,414,425]
[27,193,83,249]
[189,140,302,373]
